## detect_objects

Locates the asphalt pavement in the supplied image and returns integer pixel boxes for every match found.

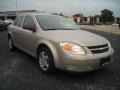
[0,30,120,90]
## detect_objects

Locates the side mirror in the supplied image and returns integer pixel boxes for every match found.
[32,27,36,32]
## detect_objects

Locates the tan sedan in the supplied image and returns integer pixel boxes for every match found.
[8,13,114,73]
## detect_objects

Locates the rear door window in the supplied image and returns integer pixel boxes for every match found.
[14,16,24,27]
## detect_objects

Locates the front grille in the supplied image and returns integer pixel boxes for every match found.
[88,44,109,54]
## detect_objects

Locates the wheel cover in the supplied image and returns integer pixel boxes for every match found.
[39,51,49,71]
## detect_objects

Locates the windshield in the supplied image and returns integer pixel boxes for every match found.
[36,15,80,30]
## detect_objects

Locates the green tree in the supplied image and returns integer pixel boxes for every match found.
[100,9,114,23]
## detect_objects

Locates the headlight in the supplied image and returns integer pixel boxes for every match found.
[59,42,86,55]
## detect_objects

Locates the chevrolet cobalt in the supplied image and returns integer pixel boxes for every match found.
[8,13,114,73]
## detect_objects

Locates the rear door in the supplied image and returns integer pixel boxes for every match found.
[12,16,25,46]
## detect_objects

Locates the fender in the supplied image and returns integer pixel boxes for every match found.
[36,39,60,67]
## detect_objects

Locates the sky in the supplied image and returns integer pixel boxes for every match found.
[0,0,120,17]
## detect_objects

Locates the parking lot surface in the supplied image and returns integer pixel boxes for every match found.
[0,30,120,90]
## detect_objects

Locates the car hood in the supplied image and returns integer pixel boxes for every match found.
[44,30,109,46]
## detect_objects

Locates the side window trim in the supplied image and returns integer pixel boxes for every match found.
[14,17,18,25]
[21,15,26,28]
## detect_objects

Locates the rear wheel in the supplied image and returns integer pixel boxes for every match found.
[38,46,55,73]
[8,37,14,51]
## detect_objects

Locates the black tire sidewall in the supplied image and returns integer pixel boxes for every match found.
[8,37,13,50]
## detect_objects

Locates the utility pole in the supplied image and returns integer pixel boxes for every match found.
[16,0,18,16]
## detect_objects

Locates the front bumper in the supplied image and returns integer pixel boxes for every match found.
[56,48,114,72]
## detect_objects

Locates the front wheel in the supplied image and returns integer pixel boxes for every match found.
[38,47,55,73]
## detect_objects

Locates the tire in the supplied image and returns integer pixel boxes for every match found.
[8,37,15,51]
[38,46,55,73]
